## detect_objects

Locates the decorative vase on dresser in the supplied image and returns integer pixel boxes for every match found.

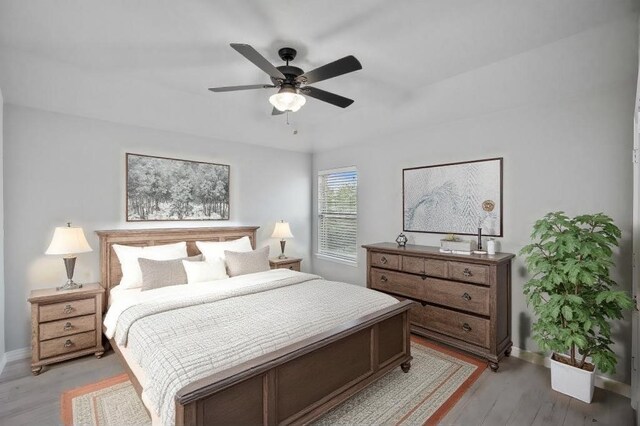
[28,283,105,375]
[362,242,514,371]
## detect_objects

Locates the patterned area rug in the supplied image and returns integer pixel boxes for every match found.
[61,337,485,426]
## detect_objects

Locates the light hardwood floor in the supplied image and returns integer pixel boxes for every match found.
[0,349,634,426]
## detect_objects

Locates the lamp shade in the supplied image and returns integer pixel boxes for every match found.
[271,221,294,239]
[269,86,306,112]
[45,226,92,255]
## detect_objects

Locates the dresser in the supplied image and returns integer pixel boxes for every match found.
[363,243,514,371]
[28,283,105,375]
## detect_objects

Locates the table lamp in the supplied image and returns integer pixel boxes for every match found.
[45,222,93,290]
[271,220,294,259]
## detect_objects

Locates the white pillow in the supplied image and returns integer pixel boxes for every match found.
[112,242,188,289]
[182,259,228,283]
[196,236,253,263]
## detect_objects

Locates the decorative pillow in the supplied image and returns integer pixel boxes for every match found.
[138,255,202,291]
[196,237,253,264]
[224,246,270,277]
[182,258,228,284]
[112,242,188,289]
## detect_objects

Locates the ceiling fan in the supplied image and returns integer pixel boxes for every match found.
[209,43,362,115]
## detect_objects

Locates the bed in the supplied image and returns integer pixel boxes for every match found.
[97,227,413,426]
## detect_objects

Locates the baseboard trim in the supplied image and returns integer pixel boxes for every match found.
[5,347,31,363]
[510,346,630,398]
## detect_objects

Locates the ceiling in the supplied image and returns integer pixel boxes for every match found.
[0,0,637,152]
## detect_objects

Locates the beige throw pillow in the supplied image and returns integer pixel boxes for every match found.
[224,246,270,277]
[138,255,202,291]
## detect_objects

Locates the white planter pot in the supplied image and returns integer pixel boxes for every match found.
[550,353,595,403]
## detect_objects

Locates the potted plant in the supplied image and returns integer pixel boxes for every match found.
[520,212,633,403]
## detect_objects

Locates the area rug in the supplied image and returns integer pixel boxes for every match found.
[61,337,485,426]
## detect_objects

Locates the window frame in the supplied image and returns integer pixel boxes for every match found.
[316,166,358,267]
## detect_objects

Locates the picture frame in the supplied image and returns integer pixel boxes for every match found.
[403,157,503,236]
[126,153,230,221]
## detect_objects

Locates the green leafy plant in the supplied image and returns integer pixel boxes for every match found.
[520,212,634,374]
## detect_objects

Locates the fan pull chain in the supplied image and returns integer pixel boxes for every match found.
[286,111,290,125]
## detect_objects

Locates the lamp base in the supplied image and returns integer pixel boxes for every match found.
[279,240,287,259]
[57,280,83,291]
[56,256,82,291]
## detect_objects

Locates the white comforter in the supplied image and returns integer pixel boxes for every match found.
[104,269,398,426]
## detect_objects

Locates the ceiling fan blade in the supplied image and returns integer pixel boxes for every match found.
[230,43,286,80]
[271,107,285,116]
[301,86,354,108]
[296,55,362,85]
[208,84,275,92]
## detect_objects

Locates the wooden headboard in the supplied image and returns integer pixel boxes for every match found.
[96,227,258,307]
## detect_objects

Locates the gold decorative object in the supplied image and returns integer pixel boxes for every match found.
[482,200,495,212]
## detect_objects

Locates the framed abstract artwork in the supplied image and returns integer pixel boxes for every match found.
[403,157,503,236]
[126,153,230,221]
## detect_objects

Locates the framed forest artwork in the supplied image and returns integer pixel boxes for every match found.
[126,153,230,221]
[403,157,503,236]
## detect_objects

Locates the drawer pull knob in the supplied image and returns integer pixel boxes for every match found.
[380,256,388,264]
[63,304,74,314]
[380,275,388,282]
[463,268,473,277]
[289,266,293,270]
[462,292,472,301]
[64,339,73,348]
[63,322,73,331]
[421,274,428,280]
[462,323,472,332]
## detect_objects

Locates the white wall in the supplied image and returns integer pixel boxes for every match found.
[312,31,637,383]
[4,105,311,352]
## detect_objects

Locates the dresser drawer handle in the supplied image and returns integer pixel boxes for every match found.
[421,274,428,280]
[63,322,73,331]
[462,323,472,332]
[64,339,73,348]
[463,268,473,277]
[63,304,74,314]
[380,256,388,264]
[462,292,472,301]
[380,275,388,283]
[289,266,294,270]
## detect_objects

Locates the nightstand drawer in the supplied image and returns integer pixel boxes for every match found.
[39,298,95,322]
[277,263,300,271]
[39,314,96,341]
[39,330,96,359]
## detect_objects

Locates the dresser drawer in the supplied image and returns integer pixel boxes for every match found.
[421,278,490,316]
[39,298,96,322]
[401,256,447,278]
[39,330,96,359]
[448,262,489,285]
[410,304,490,348]
[39,314,96,341]
[371,268,427,300]
[370,252,399,270]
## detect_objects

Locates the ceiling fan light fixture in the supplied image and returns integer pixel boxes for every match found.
[269,86,306,112]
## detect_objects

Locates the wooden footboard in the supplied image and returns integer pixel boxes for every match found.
[174,300,413,426]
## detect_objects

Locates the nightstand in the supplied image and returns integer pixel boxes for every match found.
[269,257,302,272]
[28,283,105,375]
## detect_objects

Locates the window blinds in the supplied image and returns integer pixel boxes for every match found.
[317,167,358,263]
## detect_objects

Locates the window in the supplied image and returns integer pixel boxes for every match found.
[317,167,358,264]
